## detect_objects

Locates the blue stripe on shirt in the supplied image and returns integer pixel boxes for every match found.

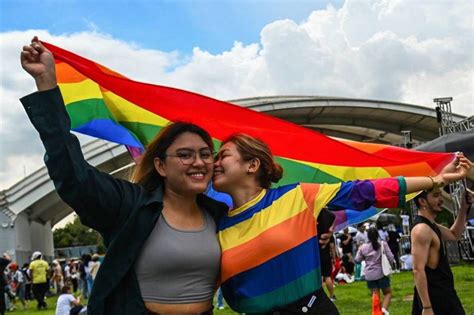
[221,236,320,299]
[218,183,299,231]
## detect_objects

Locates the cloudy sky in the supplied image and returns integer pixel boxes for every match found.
[1,0,473,191]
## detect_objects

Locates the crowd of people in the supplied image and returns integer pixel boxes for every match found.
[1,252,101,315]
[2,221,418,315]
[10,36,472,315]
[318,221,411,291]
[314,186,472,315]
[316,221,405,315]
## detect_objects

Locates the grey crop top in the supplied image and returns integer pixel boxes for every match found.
[134,210,221,304]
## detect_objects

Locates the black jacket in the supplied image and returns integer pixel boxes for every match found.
[0,257,11,290]
[21,87,227,314]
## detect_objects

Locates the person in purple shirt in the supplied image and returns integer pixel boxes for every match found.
[355,227,394,315]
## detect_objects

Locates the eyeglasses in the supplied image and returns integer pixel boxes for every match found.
[164,149,215,165]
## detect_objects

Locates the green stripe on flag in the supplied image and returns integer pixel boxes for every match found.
[238,268,321,313]
[66,98,115,129]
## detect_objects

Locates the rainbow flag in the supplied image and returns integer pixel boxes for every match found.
[43,41,454,228]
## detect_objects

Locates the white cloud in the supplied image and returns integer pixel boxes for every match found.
[0,154,45,189]
[1,0,473,189]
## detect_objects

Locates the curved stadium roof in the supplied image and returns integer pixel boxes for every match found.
[1,95,468,225]
[231,95,466,145]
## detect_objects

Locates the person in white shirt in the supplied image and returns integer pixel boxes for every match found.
[64,261,71,279]
[399,248,413,271]
[354,223,369,248]
[377,221,388,241]
[55,285,82,315]
[354,223,369,280]
[11,264,27,310]
[400,213,410,235]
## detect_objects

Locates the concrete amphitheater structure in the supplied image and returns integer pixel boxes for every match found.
[0,96,468,264]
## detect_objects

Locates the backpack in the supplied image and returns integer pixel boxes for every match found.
[21,268,31,282]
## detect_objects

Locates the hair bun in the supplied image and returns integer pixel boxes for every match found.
[270,162,283,183]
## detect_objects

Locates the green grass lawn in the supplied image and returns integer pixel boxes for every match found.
[8,265,474,314]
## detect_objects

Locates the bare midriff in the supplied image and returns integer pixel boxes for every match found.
[144,300,212,314]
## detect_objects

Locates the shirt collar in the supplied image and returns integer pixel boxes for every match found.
[228,189,267,217]
[144,185,164,206]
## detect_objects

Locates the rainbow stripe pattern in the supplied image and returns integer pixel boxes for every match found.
[218,178,404,312]
[43,41,454,229]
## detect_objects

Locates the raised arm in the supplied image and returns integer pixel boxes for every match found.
[327,153,471,211]
[437,190,472,241]
[327,177,406,211]
[21,36,57,91]
[405,152,472,193]
[20,37,141,234]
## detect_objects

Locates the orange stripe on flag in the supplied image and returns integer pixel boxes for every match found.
[385,162,436,177]
[96,64,128,79]
[339,140,386,154]
[99,86,110,93]
[300,183,320,216]
[56,62,88,83]
[220,208,316,282]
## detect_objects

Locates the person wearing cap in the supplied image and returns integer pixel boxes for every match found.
[10,263,27,310]
[29,251,49,310]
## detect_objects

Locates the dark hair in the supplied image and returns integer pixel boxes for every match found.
[222,133,283,189]
[414,190,429,208]
[61,285,71,294]
[81,254,91,265]
[367,227,380,251]
[376,221,383,230]
[131,122,213,191]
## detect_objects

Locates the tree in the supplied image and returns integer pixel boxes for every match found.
[53,216,105,253]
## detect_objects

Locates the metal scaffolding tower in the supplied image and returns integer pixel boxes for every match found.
[401,130,413,149]
[434,97,455,135]
[434,97,473,261]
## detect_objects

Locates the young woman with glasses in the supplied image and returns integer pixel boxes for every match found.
[20,37,227,315]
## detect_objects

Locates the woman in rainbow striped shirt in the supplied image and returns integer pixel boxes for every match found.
[212,133,471,314]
